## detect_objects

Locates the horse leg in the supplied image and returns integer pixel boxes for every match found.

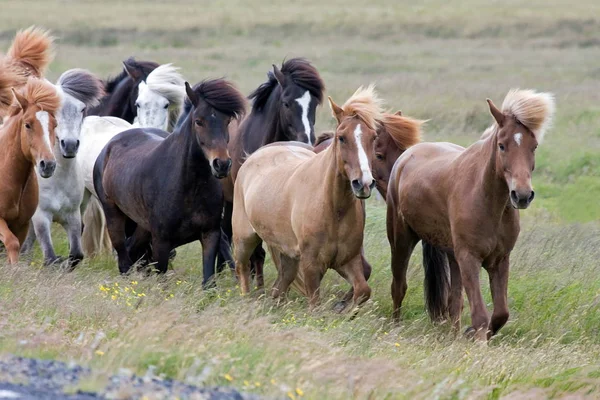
[63,211,84,269]
[0,218,20,264]
[271,253,299,300]
[125,226,152,267]
[200,229,220,289]
[389,228,418,321]
[150,237,171,274]
[217,201,234,272]
[336,254,372,312]
[301,259,323,310]
[103,204,132,274]
[250,245,266,290]
[20,221,36,254]
[456,251,489,340]
[335,248,372,310]
[233,232,260,295]
[447,253,464,332]
[486,255,510,338]
[31,211,61,266]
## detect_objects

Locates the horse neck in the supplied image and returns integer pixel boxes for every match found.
[257,91,287,146]
[318,139,357,213]
[170,117,212,180]
[469,128,511,215]
[0,119,34,187]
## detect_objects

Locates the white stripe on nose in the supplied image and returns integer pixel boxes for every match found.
[295,90,312,146]
[354,124,373,186]
[35,110,52,149]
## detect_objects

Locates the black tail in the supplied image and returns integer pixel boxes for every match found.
[422,242,450,322]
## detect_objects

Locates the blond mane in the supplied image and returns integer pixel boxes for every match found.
[380,112,423,150]
[340,84,384,131]
[501,88,555,143]
[16,77,61,115]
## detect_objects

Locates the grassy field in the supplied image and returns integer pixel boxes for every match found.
[1,1,600,398]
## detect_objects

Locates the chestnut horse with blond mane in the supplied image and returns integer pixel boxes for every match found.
[387,89,555,340]
[233,86,383,308]
[0,77,61,264]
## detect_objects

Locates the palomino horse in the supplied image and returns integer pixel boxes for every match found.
[94,79,245,285]
[0,78,61,264]
[0,26,53,119]
[293,110,423,304]
[386,89,555,340]
[79,63,185,257]
[20,69,105,267]
[232,85,383,309]
[222,57,325,283]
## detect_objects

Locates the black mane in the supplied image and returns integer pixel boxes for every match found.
[189,79,247,119]
[248,58,325,112]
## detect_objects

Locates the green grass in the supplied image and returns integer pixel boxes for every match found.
[1,0,600,398]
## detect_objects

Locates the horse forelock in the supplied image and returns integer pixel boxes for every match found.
[145,63,185,107]
[340,84,384,131]
[280,58,325,104]
[191,79,247,120]
[23,77,61,115]
[501,88,556,143]
[57,69,105,108]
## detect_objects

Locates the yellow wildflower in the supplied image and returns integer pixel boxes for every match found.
[255,382,261,387]
[394,343,400,347]
[296,388,304,396]
[131,281,138,285]
[287,392,296,400]
[270,379,276,385]
[95,350,104,356]
[224,373,233,382]
[243,380,250,386]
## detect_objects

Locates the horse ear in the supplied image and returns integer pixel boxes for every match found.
[272,64,286,87]
[486,98,504,127]
[328,96,344,124]
[122,59,142,80]
[394,110,402,116]
[11,88,28,112]
[185,82,198,107]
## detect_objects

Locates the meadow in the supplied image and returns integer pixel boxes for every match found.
[1,0,600,398]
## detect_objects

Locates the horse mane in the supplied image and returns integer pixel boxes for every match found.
[314,131,334,146]
[57,69,105,108]
[145,64,185,131]
[0,66,23,114]
[339,84,384,131]
[189,79,247,119]
[379,112,423,150]
[248,58,325,111]
[501,89,555,143]
[6,26,54,78]
[14,77,61,115]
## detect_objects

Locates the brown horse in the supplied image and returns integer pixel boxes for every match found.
[387,89,555,340]
[233,86,383,308]
[0,78,61,264]
[293,110,423,304]
[0,26,53,119]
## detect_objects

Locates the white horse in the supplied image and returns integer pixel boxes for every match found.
[20,69,105,266]
[78,63,185,256]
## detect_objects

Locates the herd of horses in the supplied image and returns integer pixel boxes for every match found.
[0,27,555,341]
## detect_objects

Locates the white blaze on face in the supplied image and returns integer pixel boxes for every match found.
[36,110,52,149]
[354,124,373,186]
[295,90,312,145]
[514,132,523,147]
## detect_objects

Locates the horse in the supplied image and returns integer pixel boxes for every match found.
[222,57,325,285]
[232,85,383,309]
[19,69,105,267]
[293,110,423,305]
[78,63,185,257]
[0,26,53,119]
[87,57,158,121]
[94,79,245,286]
[0,77,61,264]
[386,89,555,340]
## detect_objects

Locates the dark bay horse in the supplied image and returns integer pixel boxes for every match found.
[94,79,246,286]
[233,86,382,309]
[386,89,555,340]
[221,58,325,284]
[0,78,61,263]
[88,57,158,122]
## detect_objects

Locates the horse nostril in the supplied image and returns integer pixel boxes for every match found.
[351,180,362,191]
[528,191,535,203]
[60,140,65,148]
[226,158,232,169]
[75,140,80,149]
[40,160,46,169]
[212,159,220,170]
[510,190,518,203]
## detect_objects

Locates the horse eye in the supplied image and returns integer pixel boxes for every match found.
[163,104,169,109]
[25,123,31,129]
[135,103,140,108]
[195,120,204,127]
[81,107,86,113]
[339,136,345,143]
[376,153,384,160]
[283,102,290,108]
[498,143,505,152]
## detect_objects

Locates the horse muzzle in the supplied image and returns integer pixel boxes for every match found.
[351,178,376,199]
[38,159,57,178]
[510,189,535,209]
[60,139,80,159]
[211,158,232,179]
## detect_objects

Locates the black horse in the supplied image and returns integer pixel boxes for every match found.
[93,79,246,286]
[88,57,158,122]
[220,58,325,286]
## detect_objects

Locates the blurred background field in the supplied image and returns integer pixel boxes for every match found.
[1,1,599,398]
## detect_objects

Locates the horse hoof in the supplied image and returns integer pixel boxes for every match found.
[332,300,347,313]
[168,249,177,261]
[44,256,64,267]
[464,326,477,339]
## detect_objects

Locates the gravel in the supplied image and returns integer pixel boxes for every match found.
[0,356,261,400]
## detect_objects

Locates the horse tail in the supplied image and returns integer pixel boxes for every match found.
[82,198,112,257]
[422,242,450,322]
[7,26,54,78]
